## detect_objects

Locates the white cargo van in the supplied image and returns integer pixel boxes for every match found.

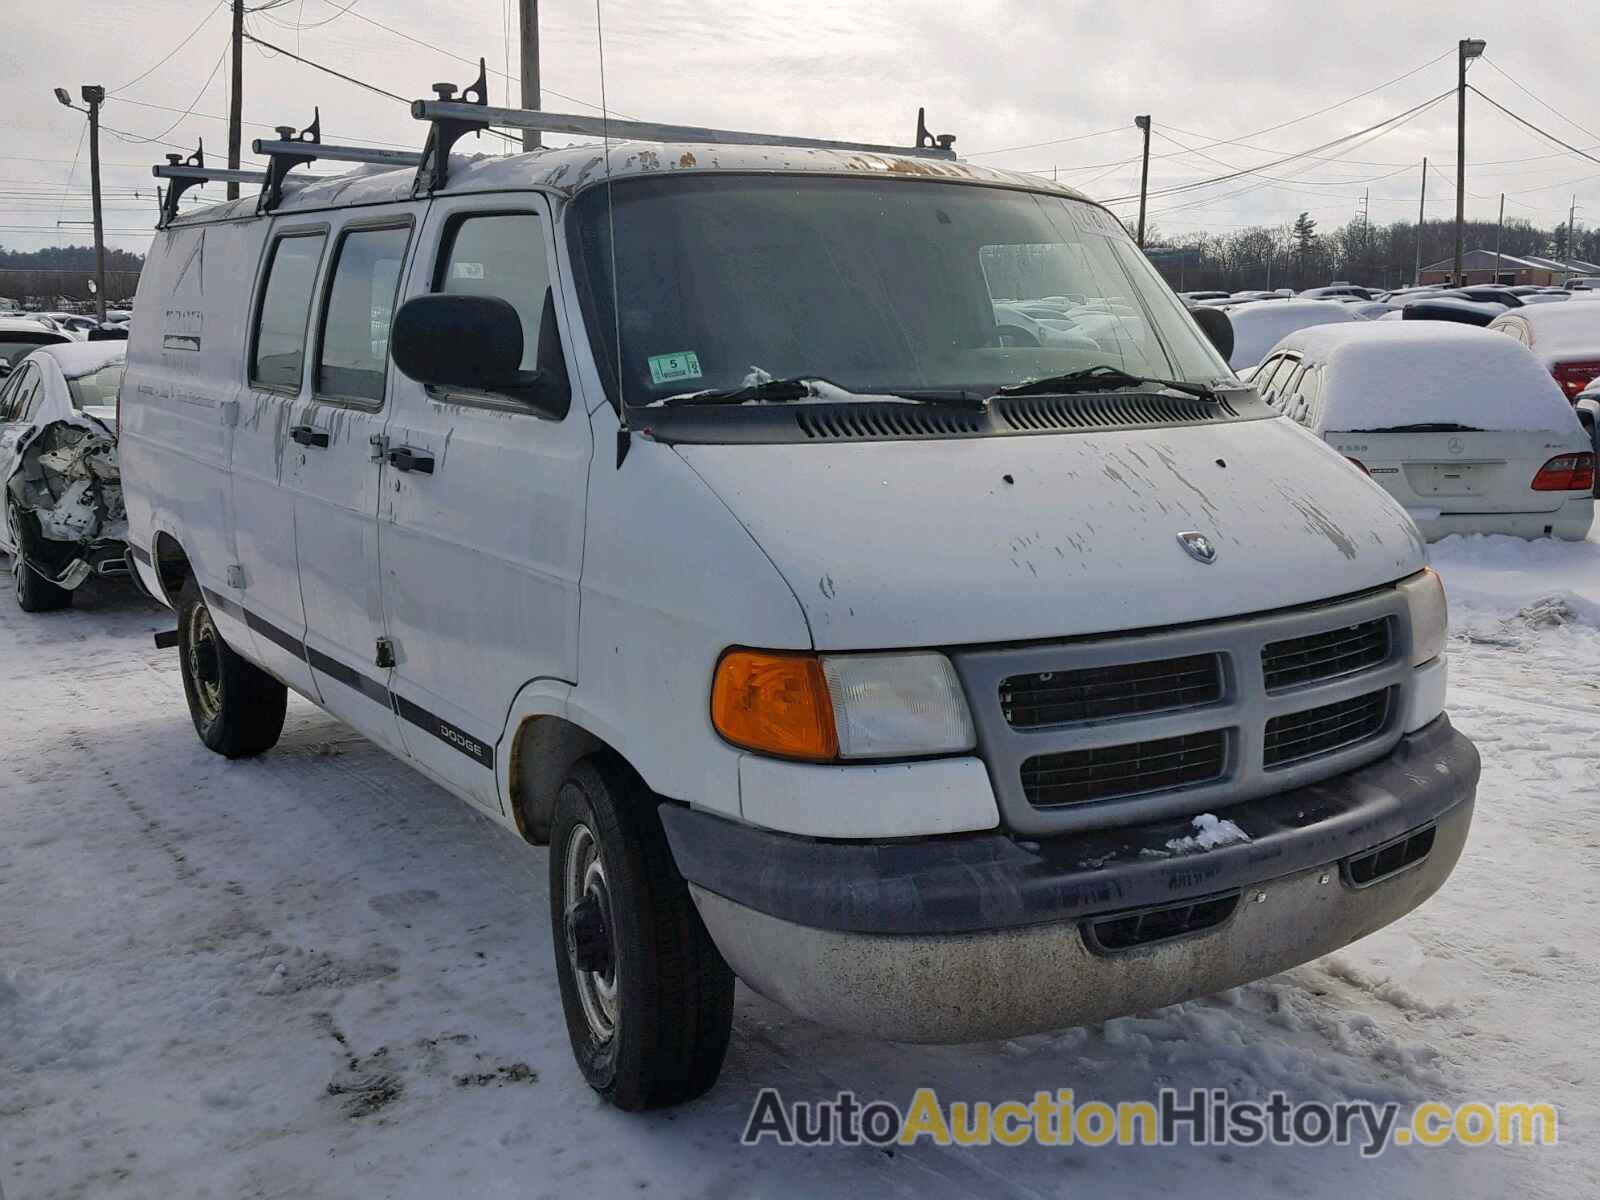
[120,92,1478,1110]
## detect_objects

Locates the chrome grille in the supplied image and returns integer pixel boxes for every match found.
[1001,654,1222,729]
[1021,730,1227,807]
[1263,689,1391,768]
[1262,618,1391,691]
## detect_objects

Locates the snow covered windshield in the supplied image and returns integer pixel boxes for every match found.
[568,175,1228,408]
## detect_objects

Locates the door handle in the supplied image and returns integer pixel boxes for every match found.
[289,425,329,448]
[387,446,434,474]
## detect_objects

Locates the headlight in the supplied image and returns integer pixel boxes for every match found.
[711,649,976,762]
[820,652,976,759]
[1398,567,1448,666]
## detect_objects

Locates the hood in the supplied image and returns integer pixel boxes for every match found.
[675,416,1426,651]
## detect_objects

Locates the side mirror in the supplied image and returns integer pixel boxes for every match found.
[1188,305,1235,363]
[391,293,571,419]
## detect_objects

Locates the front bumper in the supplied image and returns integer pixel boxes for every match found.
[663,716,1478,1043]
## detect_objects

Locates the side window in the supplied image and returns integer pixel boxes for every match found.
[435,213,552,372]
[1285,365,1322,426]
[316,224,412,405]
[4,367,41,423]
[252,232,327,390]
[17,369,44,423]
[1251,355,1284,399]
[0,369,23,422]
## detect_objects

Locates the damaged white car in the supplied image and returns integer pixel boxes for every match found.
[0,341,129,611]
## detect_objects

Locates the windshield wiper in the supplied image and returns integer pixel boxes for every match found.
[1360,422,1484,433]
[996,365,1219,401]
[656,378,985,408]
[657,377,818,407]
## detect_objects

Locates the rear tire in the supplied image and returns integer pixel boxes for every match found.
[8,504,72,613]
[549,756,735,1110]
[175,578,287,758]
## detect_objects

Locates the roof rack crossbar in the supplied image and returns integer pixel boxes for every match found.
[153,166,269,185]
[412,60,491,195]
[251,139,422,170]
[408,99,959,163]
[152,140,269,228]
[257,109,324,214]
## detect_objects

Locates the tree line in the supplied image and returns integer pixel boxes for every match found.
[0,243,146,305]
[1143,214,1600,293]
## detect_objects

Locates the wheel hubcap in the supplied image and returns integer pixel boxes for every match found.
[562,823,619,1042]
[186,602,224,724]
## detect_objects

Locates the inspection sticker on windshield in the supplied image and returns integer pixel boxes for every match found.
[648,351,703,385]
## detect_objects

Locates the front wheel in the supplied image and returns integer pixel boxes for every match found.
[175,579,287,758]
[550,757,735,1110]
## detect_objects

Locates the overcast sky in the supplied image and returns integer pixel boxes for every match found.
[4,0,1599,258]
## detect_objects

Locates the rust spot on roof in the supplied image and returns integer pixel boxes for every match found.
[679,151,697,168]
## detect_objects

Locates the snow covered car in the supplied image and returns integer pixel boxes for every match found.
[0,341,129,610]
[1222,297,1358,370]
[121,107,1478,1110]
[1256,322,1594,540]
[0,316,72,367]
[1488,303,1600,399]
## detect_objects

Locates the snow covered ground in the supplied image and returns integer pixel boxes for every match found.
[4,536,1599,1199]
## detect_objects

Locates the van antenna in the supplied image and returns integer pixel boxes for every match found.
[595,0,629,466]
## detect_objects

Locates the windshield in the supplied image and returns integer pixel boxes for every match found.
[66,360,126,409]
[568,174,1229,407]
[0,334,61,367]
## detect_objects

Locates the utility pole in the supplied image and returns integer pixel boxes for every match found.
[1454,37,1486,284]
[1415,156,1428,285]
[85,86,107,322]
[55,85,107,320]
[1494,192,1505,282]
[1133,115,1151,249]
[1566,196,1577,284]
[228,0,243,199]
[519,0,541,149]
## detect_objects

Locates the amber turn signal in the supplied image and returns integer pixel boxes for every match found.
[710,650,839,761]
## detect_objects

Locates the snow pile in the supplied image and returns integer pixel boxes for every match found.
[1272,320,1581,434]
[1430,528,1600,624]
[1164,812,1251,854]
[1222,299,1356,369]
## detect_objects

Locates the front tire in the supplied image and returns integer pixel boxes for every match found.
[550,757,735,1110]
[175,579,287,758]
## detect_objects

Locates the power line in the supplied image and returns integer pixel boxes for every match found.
[1480,57,1600,146]
[242,33,522,145]
[112,39,233,145]
[980,48,1454,171]
[966,126,1126,160]
[1102,88,1453,204]
[111,0,226,95]
[282,0,624,116]
[1468,87,1600,169]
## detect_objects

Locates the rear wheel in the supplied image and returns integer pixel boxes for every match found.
[175,579,287,758]
[550,756,735,1110]
[7,503,71,613]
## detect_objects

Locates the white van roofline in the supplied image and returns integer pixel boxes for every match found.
[162,141,1095,229]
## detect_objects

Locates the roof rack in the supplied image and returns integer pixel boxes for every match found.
[252,107,423,212]
[408,64,957,192]
[152,140,268,228]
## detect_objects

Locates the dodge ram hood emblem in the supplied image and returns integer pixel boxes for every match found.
[1178,531,1217,563]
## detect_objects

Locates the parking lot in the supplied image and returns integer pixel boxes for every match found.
[2,532,1597,1199]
